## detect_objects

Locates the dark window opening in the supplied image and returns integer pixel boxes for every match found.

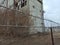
[14,0,18,7]
[14,0,19,10]
[14,0,27,8]
[37,0,42,4]
[15,2,18,7]
[21,0,27,8]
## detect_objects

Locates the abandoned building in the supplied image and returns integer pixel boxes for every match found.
[0,0,45,36]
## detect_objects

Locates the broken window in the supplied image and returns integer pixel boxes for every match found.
[21,0,27,8]
[37,0,42,4]
[14,0,18,7]
[14,0,27,8]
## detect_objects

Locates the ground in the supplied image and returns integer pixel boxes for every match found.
[0,32,60,45]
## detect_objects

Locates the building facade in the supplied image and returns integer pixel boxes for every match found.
[18,0,45,33]
[0,0,45,34]
[28,0,45,33]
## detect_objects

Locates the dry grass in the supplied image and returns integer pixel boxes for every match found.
[0,32,58,45]
[0,9,32,36]
[0,33,52,45]
[0,8,60,45]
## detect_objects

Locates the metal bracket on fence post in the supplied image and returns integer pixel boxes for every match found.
[50,27,54,45]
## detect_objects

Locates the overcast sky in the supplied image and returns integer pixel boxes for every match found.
[43,0,60,23]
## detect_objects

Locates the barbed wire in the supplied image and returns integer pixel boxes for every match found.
[0,5,60,26]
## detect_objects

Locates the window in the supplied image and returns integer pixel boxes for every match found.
[14,0,18,7]
[37,0,42,4]
[21,0,27,8]
[14,0,27,9]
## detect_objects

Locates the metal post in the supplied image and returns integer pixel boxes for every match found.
[6,0,9,35]
[50,27,54,45]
